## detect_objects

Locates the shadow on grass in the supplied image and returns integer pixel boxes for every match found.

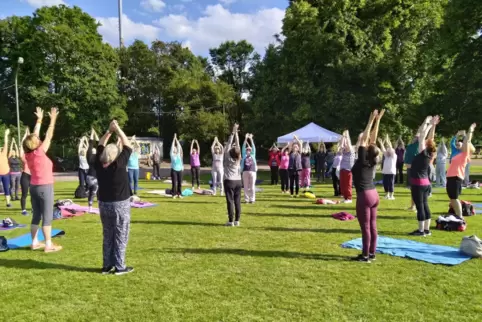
[164,248,350,261]
[245,212,332,219]
[254,226,410,236]
[131,220,220,227]
[0,259,98,273]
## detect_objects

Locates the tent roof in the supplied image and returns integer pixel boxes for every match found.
[277,122,341,144]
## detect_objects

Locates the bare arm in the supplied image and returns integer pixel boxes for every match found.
[3,130,10,156]
[99,130,112,147]
[378,138,386,153]
[211,138,217,154]
[171,135,177,155]
[385,134,393,150]
[33,107,44,136]
[190,140,195,154]
[463,123,476,153]
[370,109,385,145]
[417,116,434,153]
[343,131,352,152]
[293,135,302,148]
[427,116,439,141]
[114,121,131,148]
[41,108,59,153]
[195,140,200,155]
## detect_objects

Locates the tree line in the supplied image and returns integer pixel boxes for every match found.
[0,1,480,162]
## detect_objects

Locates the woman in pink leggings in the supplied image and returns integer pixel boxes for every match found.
[351,109,385,263]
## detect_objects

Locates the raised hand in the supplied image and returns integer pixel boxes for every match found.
[34,107,44,120]
[378,109,385,119]
[470,123,477,132]
[5,129,10,136]
[48,107,59,119]
[431,115,440,125]
[109,120,117,132]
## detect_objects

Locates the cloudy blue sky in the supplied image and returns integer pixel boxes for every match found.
[1,0,288,55]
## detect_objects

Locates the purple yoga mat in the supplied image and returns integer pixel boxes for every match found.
[0,224,27,231]
[130,202,157,208]
[59,204,100,214]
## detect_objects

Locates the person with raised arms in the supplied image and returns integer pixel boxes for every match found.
[78,135,89,190]
[150,145,161,180]
[331,147,342,197]
[404,122,428,211]
[378,134,397,200]
[409,115,440,236]
[435,139,448,188]
[314,141,327,183]
[339,130,355,203]
[127,136,140,196]
[241,133,257,204]
[190,139,201,190]
[95,120,134,275]
[223,123,242,226]
[268,144,281,185]
[170,134,184,199]
[19,128,31,215]
[300,141,312,190]
[446,123,476,219]
[352,109,384,263]
[23,107,62,252]
[0,128,11,208]
[86,128,99,213]
[279,143,291,194]
[8,139,22,202]
[211,137,224,196]
[289,136,303,198]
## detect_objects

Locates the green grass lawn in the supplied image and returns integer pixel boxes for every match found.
[1,170,482,322]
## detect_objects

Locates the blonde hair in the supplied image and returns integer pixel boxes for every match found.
[99,143,120,164]
[23,134,41,153]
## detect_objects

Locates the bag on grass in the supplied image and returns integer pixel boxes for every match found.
[460,235,482,258]
[435,215,467,232]
[74,185,88,199]
[0,236,8,252]
[448,201,475,217]
[53,199,74,220]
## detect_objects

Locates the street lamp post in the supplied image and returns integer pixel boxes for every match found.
[15,57,24,146]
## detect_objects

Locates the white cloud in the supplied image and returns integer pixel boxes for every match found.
[170,4,186,13]
[219,0,237,5]
[21,0,66,7]
[141,0,166,12]
[97,14,160,46]
[155,4,284,54]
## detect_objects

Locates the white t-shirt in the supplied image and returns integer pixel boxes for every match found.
[79,156,89,170]
[382,151,397,175]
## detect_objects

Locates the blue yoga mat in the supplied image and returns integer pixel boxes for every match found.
[473,203,482,208]
[341,236,471,265]
[7,229,65,250]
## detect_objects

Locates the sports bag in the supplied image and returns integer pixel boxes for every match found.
[0,236,8,252]
[460,235,482,258]
[435,215,467,232]
[448,201,475,217]
[74,185,88,199]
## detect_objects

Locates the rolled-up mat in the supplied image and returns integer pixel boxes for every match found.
[7,229,65,250]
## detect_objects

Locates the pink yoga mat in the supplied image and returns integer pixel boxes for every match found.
[131,202,157,208]
[59,204,100,214]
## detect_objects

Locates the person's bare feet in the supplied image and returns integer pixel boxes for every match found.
[31,243,45,250]
[44,244,63,253]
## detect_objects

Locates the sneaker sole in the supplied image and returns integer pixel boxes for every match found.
[115,269,134,276]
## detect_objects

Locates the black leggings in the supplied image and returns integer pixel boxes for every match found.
[224,180,242,222]
[152,163,160,178]
[270,166,279,185]
[20,172,31,210]
[332,170,340,196]
[86,175,98,206]
[395,163,404,184]
[191,166,200,187]
[289,170,300,195]
[411,185,431,221]
[280,169,289,192]
[316,167,326,182]
[171,169,183,196]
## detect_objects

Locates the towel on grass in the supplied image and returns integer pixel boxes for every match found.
[342,236,472,265]
[332,212,355,221]
[131,201,157,208]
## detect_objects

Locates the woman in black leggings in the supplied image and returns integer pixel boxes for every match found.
[409,115,440,237]
[20,128,31,216]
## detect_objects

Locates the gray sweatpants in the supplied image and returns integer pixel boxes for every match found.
[10,173,21,198]
[30,184,54,226]
[99,199,131,270]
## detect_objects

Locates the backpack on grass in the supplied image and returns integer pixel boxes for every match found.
[460,235,482,258]
[74,185,88,199]
[0,236,8,252]
[436,215,467,232]
[448,201,475,217]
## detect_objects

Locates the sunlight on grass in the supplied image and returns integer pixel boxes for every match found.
[0,171,481,321]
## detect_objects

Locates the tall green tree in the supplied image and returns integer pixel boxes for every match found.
[0,5,126,146]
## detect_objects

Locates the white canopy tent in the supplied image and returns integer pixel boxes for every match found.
[277,122,341,144]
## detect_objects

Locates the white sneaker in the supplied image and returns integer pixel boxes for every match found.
[390,196,396,200]
[225,222,234,227]
[343,199,353,204]
[234,221,240,227]
[173,195,178,199]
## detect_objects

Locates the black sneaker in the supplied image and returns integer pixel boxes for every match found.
[424,230,432,236]
[409,230,425,237]
[369,254,376,261]
[101,266,114,275]
[352,254,371,263]
[114,267,134,276]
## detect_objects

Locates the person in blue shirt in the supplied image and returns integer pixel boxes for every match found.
[170,134,184,198]
[127,136,140,195]
[450,130,465,163]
